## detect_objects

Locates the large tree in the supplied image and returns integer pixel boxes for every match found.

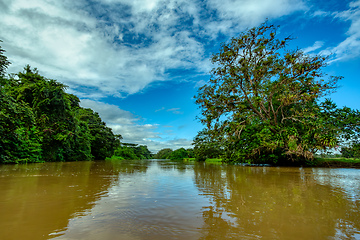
[0,40,10,77]
[1,43,42,163]
[193,129,222,161]
[195,23,358,164]
[0,41,122,163]
[154,148,173,159]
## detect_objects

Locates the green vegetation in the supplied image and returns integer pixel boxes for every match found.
[0,43,120,163]
[194,23,360,166]
[341,143,360,159]
[313,158,360,168]
[110,146,196,161]
[186,156,360,168]
[2,24,360,167]
[204,158,223,165]
[154,147,195,160]
[110,143,152,160]
[153,148,173,159]
[205,158,222,163]
[193,129,222,161]
[183,158,196,162]
[169,148,189,160]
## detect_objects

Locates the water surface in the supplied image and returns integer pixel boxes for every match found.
[0,160,359,239]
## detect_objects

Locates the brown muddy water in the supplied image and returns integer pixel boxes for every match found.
[0,159,359,240]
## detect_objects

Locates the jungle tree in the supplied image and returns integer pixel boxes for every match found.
[0,44,42,163]
[195,23,357,164]
[193,129,222,161]
[0,41,121,163]
[77,108,120,160]
[154,148,173,159]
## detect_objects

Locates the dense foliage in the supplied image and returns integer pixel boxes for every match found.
[341,144,360,159]
[169,148,189,160]
[194,23,360,164]
[193,129,222,161]
[153,148,194,160]
[0,44,120,163]
[111,143,153,160]
[153,148,173,159]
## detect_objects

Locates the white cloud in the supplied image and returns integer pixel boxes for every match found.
[80,99,136,125]
[313,10,330,17]
[99,0,164,13]
[167,108,183,114]
[79,99,191,152]
[141,138,194,153]
[155,107,165,112]
[155,107,183,114]
[326,0,360,62]
[303,41,324,53]
[0,0,309,99]
[194,79,207,89]
[206,0,307,31]
[1,0,206,98]
[0,0,311,150]
[80,99,158,143]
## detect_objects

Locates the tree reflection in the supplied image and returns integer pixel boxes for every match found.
[0,160,150,240]
[193,163,360,239]
[156,159,195,173]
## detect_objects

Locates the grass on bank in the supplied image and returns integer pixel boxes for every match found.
[183,158,196,162]
[205,158,223,164]
[183,158,223,164]
[314,157,360,168]
[184,157,360,168]
[105,155,125,161]
[106,155,360,168]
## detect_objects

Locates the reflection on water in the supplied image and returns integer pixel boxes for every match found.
[0,160,149,240]
[194,164,360,239]
[0,160,359,239]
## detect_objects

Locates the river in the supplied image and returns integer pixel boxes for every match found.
[0,159,359,239]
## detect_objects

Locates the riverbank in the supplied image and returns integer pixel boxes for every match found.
[313,158,360,168]
[184,157,360,168]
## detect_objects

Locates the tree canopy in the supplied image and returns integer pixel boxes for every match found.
[154,148,173,159]
[194,23,360,164]
[0,43,121,163]
[111,143,153,160]
[153,148,194,160]
[0,41,10,76]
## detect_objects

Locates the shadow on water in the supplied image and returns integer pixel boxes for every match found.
[193,163,360,239]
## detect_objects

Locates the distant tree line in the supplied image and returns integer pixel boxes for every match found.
[109,143,153,160]
[0,42,121,163]
[108,145,196,161]
[153,148,194,160]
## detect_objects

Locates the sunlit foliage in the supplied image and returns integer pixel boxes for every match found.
[0,44,120,163]
[112,143,152,160]
[194,23,360,164]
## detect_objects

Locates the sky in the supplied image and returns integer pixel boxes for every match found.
[1,0,360,153]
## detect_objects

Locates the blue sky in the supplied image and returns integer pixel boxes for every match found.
[1,0,360,152]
